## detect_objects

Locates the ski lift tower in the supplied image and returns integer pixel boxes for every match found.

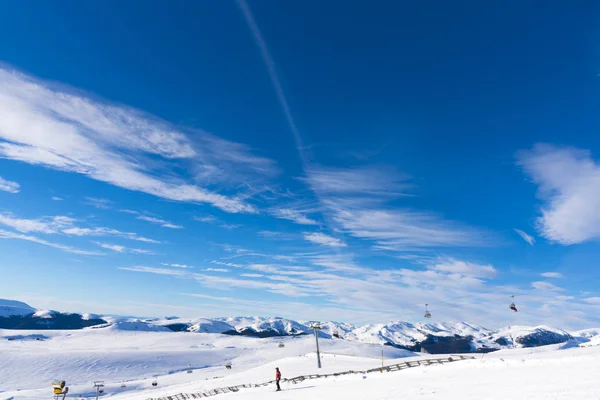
[309,321,322,369]
[93,381,105,400]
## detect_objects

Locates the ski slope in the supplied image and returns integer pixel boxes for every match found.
[116,344,600,400]
[2,325,600,400]
[0,326,413,400]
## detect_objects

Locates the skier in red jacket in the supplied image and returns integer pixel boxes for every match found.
[275,367,282,391]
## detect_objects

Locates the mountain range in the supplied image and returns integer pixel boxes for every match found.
[2,298,595,354]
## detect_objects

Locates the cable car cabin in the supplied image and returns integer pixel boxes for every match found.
[509,295,518,312]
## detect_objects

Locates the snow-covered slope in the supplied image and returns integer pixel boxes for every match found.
[0,299,35,317]
[0,327,415,399]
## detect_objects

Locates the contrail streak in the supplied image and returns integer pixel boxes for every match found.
[236,0,307,165]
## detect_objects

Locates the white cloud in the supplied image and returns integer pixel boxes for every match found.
[0,176,19,193]
[84,197,112,209]
[532,281,565,292]
[429,258,497,279]
[0,228,101,255]
[0,212,159,243]
[95,242,155,255]
[0,68,277,214]
[583,297,600,304]
[218,223,242,230]
[161,263,194,269]
[204,268,229,273]
[211,260,243,268]
[305,165,410,196]
[304,165,488,252]
[119,266,187,276]
[541,272,563,279]
[194,215,217,223]
[97,243,125,253]
[517,144,600,245]
[303,232,347,248]
[270,208,318,225]
[61,227,159,243]
[0,213,73,233]
[136,215,183,229]
[331,206,486,251]
[51,196,63,201]
[241,273,263,278]
[514,229,535,245]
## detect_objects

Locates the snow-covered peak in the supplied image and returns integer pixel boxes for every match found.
[188,319,234,333]
[33,309,57,319]
[490,325,572,348]
[0,299,36,317]
[101,320,172,332]
[219,316,309,336]
[81,313,102,321]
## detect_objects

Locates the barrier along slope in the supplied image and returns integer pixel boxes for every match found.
[147,355,476,400]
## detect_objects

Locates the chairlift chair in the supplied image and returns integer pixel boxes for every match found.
[424,304,432,319]
[278,342,285,348]
[509,295,518,312]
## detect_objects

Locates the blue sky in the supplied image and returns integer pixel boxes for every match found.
[1,1,600,328]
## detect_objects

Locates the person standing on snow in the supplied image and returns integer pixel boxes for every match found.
[275,367,282,391]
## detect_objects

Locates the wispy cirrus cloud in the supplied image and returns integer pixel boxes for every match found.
[541,272,563,279]
[532,281,565,292]
[0,68,278,214]
[0,228,102,255]
[0,213,74,234]
[95,242,155,255]
[192,214,241,230]
[270,207,318,225]
[0,176,19,194]
[517,144,600,245]
[331,205,486,251]
[84,197,113,210]
[119,266,187,276]
[429,258,497,279]
[194,215,217,223]
[304,165,488,252]
[136,215,183,229]
[0,212,160,243]
[305,165,411,197]
[161,263,194,269]
[62,227,159,243]
[514,229,535,245]
[119,209,183,229]
[303,232,347,248]
[51,196,64,201]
